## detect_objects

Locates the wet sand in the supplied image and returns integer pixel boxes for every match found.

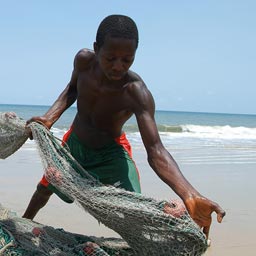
[0,144,255,255]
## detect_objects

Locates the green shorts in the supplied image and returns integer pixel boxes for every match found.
[40,127,141,203]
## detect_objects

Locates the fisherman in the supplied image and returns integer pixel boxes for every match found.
[23,14,225,238]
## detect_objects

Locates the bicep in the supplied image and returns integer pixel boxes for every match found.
[136,110,163,153]
[63,56,80,98]
[59,69,78,103]
[132,87,163,152]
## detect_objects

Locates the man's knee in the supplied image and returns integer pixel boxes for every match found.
[36,183,53,199]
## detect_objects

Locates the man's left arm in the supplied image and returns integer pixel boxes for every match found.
[129,82,225,238]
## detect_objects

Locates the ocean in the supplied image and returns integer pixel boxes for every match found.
[1,103,256,166]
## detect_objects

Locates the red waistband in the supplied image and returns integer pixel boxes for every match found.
[114,133,132,158]
[62,127,132,157]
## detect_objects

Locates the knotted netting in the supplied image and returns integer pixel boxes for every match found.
[0,112,29,159]
[0,203,133,255]
[0,112,208,255]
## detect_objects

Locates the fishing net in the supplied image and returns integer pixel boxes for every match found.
[0,204,132,255]
[0,112,208,255]
[0,112,29,159]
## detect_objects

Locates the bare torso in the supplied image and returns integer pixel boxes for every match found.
[71,49,142,148]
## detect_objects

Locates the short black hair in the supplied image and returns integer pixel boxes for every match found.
[96,14,139,49]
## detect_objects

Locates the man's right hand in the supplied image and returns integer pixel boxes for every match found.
[26,116,52,139]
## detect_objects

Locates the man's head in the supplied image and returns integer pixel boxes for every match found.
[94,15,139,81]
[95,14,139,49]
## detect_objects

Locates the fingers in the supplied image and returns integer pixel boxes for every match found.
[26,117,35,126]
[202,204,225,239]
[26,128,33,140]
[26,117,51,130]
[212,203,226,223]
[217,210,226,223]
[203,225,210,239]
[25,117,43,139]
[25,120,34,140]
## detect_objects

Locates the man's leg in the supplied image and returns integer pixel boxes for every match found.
[22,183,53,220]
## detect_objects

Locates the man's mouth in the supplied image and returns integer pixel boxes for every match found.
[109,73,124,80]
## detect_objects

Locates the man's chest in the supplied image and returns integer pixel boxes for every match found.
[77,78,131,112]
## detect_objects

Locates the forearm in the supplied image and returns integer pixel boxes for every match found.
[148,148,200,200]
[44,84,77,126]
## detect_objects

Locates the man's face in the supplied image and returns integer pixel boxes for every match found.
[96,36,137,81]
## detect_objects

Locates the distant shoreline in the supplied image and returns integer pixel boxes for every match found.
[0,103,255,116]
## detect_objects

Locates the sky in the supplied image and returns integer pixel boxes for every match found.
[0,1,255,115]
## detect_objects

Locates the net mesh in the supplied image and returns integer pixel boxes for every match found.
[0,204,133,255]
[0,112,29,159]
[0,112,208,255]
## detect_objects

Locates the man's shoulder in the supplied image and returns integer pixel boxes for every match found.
[76,48,94,58]
[126,70,146,91]
[74,48,95,71]
[125,71,152,104]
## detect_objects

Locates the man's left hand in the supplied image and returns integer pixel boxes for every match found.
[185,195,226,238]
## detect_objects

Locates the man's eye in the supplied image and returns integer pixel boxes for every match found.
[123,59,132,63]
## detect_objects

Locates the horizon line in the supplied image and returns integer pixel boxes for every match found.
[0,103,255,116]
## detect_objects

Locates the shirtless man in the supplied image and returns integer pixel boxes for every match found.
[23,14,225,238]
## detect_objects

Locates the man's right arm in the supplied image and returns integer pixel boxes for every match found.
[39,69,78,128]
[26,55,80,129]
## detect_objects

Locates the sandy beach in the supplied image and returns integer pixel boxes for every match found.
[0,140,256,255]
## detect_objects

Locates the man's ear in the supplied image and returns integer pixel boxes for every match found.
[93,42,99,54]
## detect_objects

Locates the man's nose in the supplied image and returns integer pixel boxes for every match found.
[112,59,124,71]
